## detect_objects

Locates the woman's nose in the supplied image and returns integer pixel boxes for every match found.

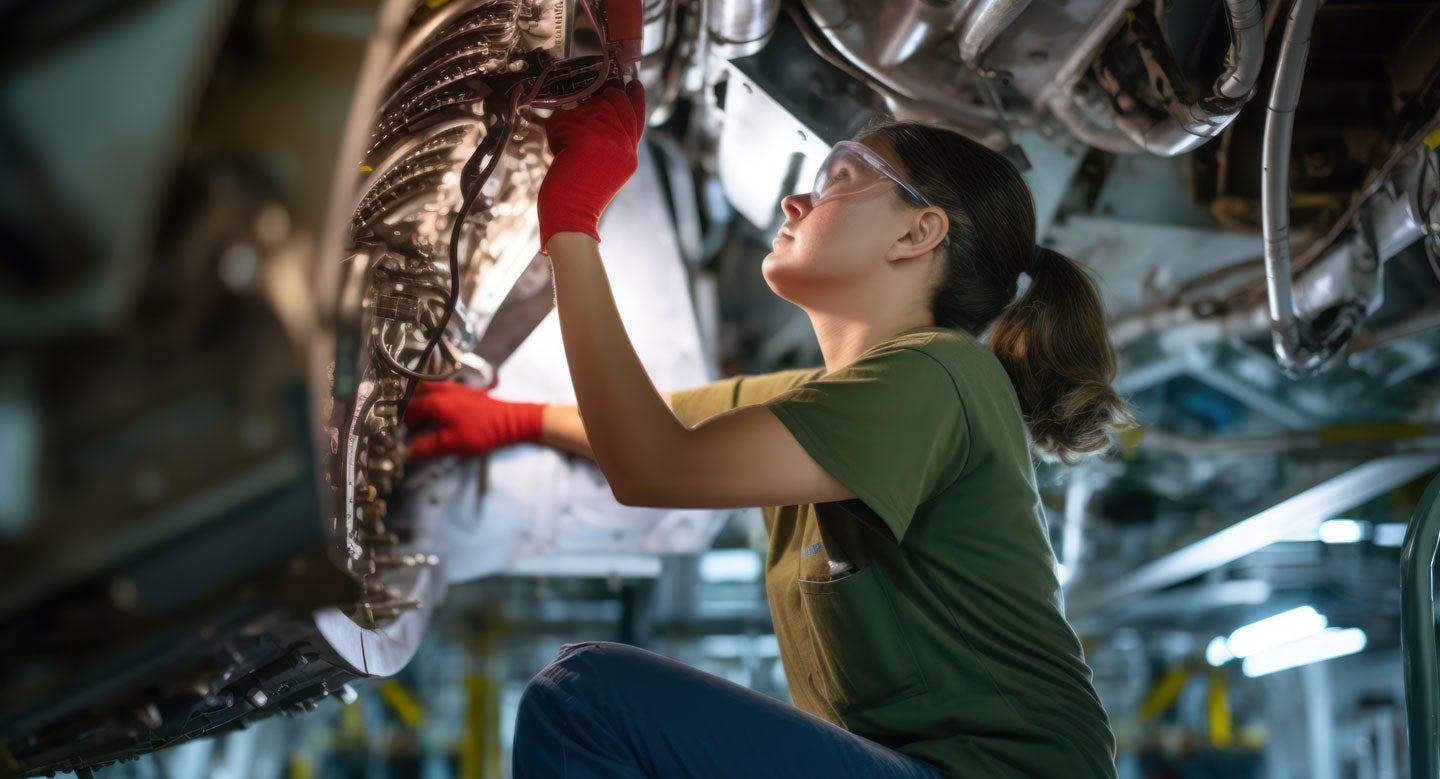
[780,192,813,222]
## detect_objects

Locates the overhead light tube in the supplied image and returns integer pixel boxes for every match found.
[1227,606,1329,658]
[1241,628,1368,677]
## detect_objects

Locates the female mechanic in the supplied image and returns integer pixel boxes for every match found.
[403,81,1134,779]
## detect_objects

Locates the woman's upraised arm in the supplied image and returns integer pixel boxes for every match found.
[535,84,853,509]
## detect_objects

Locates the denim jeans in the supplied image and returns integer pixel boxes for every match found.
[513,641,948,779]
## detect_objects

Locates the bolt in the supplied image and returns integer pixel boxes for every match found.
[339,684,360,705]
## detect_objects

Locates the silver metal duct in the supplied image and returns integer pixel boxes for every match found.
[868,0,973,68]
[1038,0,1144,154]
[1097,0,1264,156]
[957,0,1032,65]
[1099,89,1244,156]
[1049,90,1143,154]
[1262,0,1324,375]
[1216,0,1265,100]
[785,0,1004,146]
[708,0,781,60]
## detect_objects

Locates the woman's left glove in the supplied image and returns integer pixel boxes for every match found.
[403,381,546,460]
[536,81,646,251]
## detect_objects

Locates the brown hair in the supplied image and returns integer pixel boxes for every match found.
[857,119,1135,464]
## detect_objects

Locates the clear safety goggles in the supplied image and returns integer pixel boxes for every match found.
[809,140,932,207]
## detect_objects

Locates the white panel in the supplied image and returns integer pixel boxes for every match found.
[431,141,727,583]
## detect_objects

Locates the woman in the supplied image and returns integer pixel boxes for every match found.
[404,82,1133,778]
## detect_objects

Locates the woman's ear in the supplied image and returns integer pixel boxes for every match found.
[887,207,949,263]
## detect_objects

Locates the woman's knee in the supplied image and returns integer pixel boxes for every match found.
[519,641,629,708]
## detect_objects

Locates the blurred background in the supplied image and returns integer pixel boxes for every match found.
[1,0,1439,777]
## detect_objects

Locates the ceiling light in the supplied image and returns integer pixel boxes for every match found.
[1227,606,1328,658]
[1318,518,1367,544]
[1373,523,1408,548]
[1241,628,1367,677]
[1205,636,1234,667]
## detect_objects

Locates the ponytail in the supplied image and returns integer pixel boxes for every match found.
[990,247,1135,464]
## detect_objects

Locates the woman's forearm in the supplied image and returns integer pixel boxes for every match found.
[541,404,594,461]
[545,232,688,499]
[540,391,675,463]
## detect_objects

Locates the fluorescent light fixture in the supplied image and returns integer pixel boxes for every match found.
[1374,522,1408,548]
[699,549,763,583]
[1063,454,1440,617]
[1227,606,1328,658]
[1318,519,1367,544]
[1206,636,1235,667]
[1241,627,1367,677]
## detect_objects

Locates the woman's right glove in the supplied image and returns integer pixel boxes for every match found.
[536,81,646,250]
[403,381,546,459]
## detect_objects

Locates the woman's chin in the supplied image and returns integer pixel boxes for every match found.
[759,261,800,302]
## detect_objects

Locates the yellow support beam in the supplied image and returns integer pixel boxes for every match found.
[1207,671,1235,749]
[378,681,427,729]
[1139,667,1192,721]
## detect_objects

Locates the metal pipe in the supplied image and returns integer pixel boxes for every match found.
[1097,0,1264,156]
[783,3,1003,145]
[1216,0,1265,99]
[958,0,1032,65]
[707,0,779,59]
[1401,474,1440,779]
[1094,79,1241,156]
[1262,0,1321,373]
[869,0,973,68]
[1049,94,1144,153]
[1038,0,1143,154]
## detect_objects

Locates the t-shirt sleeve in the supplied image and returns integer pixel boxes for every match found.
[669,368,824,428]
[764,346,968,542]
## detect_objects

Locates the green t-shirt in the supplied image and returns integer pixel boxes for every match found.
[670,326,1117,779]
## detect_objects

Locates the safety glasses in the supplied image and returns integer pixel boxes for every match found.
[810,140,932,207]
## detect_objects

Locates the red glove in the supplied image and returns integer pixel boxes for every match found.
[403,381,546,459]
[537,81,646,252]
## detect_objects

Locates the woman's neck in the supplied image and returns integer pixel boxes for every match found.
[807,310,937,373]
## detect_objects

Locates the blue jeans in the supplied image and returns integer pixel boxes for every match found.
[513,641,947,779]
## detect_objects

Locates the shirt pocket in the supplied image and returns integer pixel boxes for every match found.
[797,565,928,715]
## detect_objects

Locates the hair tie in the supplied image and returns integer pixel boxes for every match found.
[1011,271,1032,304]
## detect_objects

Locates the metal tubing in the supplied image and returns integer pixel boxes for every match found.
[1216,0,1265,99]
[1099,0,1264,156]
[1262,0,1320,372]
[707,0,780,59]
[958,0,1033,65]
[1039,0,1144,153]
[1050,94,1144,153]
[1401,473,1440,779]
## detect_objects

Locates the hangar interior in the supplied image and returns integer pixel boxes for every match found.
[1,0,1439,776]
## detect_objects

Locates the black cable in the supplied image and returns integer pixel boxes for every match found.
[374,340,461,382]
[396,105,512,419]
